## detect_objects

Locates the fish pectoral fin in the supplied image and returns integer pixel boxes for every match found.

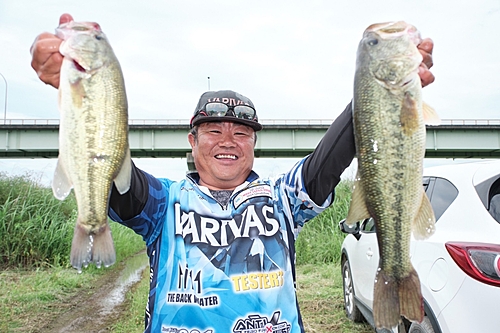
[412,189,436,240]
[345,173,371,226]
[422,102,441,126]
[52,159,73,200]
[400,91,420,136]
[114,148,132,195]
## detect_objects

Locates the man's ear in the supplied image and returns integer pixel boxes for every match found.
[188,133,196,149]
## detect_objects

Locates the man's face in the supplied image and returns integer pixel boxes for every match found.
[188,121,256,190]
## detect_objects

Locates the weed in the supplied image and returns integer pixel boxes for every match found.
[296,180,353,265]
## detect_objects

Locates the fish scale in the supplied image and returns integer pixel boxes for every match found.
[346,21,439,329]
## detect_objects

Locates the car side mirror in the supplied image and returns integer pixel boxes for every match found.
[339,219,362,240]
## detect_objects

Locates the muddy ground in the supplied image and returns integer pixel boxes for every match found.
[34,252,148,333]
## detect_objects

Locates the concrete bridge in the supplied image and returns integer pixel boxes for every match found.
[0,119,499,159]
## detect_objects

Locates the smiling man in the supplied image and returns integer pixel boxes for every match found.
[30,13,435,333]
[188,91,260,191]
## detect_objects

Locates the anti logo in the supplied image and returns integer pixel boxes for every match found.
[232,311,291,333]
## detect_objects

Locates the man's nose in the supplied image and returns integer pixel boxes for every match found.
[218,131,236,146]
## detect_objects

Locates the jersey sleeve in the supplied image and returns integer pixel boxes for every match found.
[302,102,356,205]
[279,158,330,227]
[108,162,172,245]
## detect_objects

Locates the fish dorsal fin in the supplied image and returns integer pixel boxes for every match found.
[114,147,132,195]
[345,172,371,226]
[422,102,441,126]
[412,189,436,240]
[52,159,73,200]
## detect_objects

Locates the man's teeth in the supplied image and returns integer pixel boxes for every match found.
[216,154,237,160]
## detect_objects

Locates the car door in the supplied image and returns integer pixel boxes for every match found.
[348,218,380,308]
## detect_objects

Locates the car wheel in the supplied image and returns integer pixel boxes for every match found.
[375,322,405,333]
[408,317,435,333]
[342,257,363,322]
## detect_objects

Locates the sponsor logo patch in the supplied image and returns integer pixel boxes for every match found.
[234,185,272,209]
[233,311,291,333]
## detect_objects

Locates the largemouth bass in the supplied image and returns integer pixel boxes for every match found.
[53,21,131,272]
[346,21,439,329]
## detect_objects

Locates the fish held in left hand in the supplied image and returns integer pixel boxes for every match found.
[52,21,132,272]
[346,21,440,329]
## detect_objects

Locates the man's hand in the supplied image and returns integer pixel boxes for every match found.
[417,38,435,88]
[30,14,73,89]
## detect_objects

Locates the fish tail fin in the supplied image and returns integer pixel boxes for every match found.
[70,220,116,272]
[70,222,93,272]
[399,267,424,324]
[373,268,400,329]
[374,266,424,329]
[90,222,116,269]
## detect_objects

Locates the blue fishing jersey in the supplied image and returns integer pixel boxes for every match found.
[109,158,333,333]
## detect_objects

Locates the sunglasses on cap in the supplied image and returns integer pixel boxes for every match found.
[197,102,257,121]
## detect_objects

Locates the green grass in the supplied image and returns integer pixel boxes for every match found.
[297,264,372,333]
[0,173,76,268]
[0,172,145,269]
[296,179,353,265]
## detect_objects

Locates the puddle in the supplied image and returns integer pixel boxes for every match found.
[99,251,149,316]
[37,251,149,333]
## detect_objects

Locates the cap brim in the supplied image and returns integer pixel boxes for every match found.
[191,116,263,131]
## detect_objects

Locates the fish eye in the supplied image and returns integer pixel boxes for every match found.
[367,38,378,46]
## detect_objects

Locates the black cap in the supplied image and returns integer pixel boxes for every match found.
[190,90,263,131]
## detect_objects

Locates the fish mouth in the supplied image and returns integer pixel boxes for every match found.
[72,60,87,72]
[215,154,238,160]
[367,21,422,44]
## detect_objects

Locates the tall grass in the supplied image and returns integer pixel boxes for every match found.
[0,173,75,268]
[296,180,353,265]
[0,172,144,269]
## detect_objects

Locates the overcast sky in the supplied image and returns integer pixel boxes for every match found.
[0,0,499,183]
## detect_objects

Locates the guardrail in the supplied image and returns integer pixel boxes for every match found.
[1,118,500,126]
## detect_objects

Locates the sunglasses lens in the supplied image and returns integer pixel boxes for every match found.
[203,102,255,120]
[233,105,255,120]
[204,102,229,116]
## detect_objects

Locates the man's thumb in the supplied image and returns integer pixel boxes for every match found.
[59,13,74,25]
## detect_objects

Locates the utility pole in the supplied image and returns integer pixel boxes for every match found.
[0,72,7,124]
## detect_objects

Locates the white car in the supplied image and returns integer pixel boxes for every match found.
[340,160,500,333]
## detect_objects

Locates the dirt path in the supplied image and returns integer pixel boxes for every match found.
[35,251,148,333]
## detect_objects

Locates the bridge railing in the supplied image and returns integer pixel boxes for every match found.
[1,118,500,126]
[438,119,500,126]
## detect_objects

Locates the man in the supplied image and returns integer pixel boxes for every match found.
[31,14,435,333]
